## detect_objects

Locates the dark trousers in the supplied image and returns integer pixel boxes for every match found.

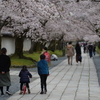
[40,74,48,92]
[20,82,29,91]
[0,86,9,95]
[89,50,93,58]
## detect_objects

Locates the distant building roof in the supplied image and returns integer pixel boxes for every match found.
[0,32,13,37]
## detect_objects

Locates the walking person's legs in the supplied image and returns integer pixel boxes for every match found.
[19,83,24,94]
[43,75,48,94]
[93,51,95,56]
[89,51,91,58]
[70,56,73,65]
[89,50,92,58]
[26,83,30,94]
[76,54,78,63]
[0,87,4,95]
[6,86,12,95]
[40,75,44,94]
[68,56,70,65]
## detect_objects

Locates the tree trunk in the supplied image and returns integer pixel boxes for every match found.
[33,42,43,52]
[48,40,56,51]
[29,41,44,53]
[0,36,1,50]
[56,40,62,50]
[29,40,35,53]
[14,37,24,58]
[98,42,100,49]
[76,0,79,2]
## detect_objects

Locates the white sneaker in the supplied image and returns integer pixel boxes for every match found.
[6,91,12,95]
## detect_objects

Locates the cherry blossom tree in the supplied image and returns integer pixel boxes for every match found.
[0,0,59,57]
[49,0,100,42]
[0,0,100,57]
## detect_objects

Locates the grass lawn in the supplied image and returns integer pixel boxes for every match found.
[11,50,63,67]
[24,52,40,62]
[96,46,100,55]
[11,58,34,67]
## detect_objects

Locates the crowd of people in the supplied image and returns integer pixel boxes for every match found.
[0,42,96,96]
[83,42,96,58]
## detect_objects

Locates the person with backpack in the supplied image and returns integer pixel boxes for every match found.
[41,47,51,65]
[19,65,32,94]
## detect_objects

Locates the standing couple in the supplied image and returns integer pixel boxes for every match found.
[66,42,82,65]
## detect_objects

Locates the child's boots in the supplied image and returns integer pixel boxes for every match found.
[28,88,31,94]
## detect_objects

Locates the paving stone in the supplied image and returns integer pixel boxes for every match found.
[1,52,100,100]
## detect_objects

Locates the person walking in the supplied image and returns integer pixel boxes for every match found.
[0,48,12,96]
[41,47,51,66]
[75,42,82,64]
[66,42,74,65]
[19,65,32,94]
[88,43,93,58]
[37,54,49,94]
[93,45,96,56]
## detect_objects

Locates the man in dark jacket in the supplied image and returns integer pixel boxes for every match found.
[0,48,12,96]
[88,43,93,58]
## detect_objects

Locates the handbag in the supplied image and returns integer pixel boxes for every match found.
[78,56,82,60]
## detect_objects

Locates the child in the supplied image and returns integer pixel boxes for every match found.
[37,54,49,94]
[19,65,32,94]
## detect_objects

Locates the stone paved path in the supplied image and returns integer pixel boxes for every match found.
[1,52,100,100]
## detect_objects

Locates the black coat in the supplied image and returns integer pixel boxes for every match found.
[75,45,81,54]
[19,70,32,83]
[88,44,93,51]
[0,54,11,73]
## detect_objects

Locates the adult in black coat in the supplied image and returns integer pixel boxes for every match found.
[88,43,93,58]
[75,42,82,63]
[0,48,12,95]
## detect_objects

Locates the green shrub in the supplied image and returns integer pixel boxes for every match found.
[11,50,63,67]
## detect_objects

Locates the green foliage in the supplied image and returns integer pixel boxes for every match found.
[11,58,33,66]
[48,50,63,57]
[96,46,100,56]
[24,52,40,62]
[11,50,63,67]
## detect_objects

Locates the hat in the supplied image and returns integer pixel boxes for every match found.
[43,47,47,50]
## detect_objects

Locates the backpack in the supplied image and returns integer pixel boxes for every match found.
[43,52,50,62]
